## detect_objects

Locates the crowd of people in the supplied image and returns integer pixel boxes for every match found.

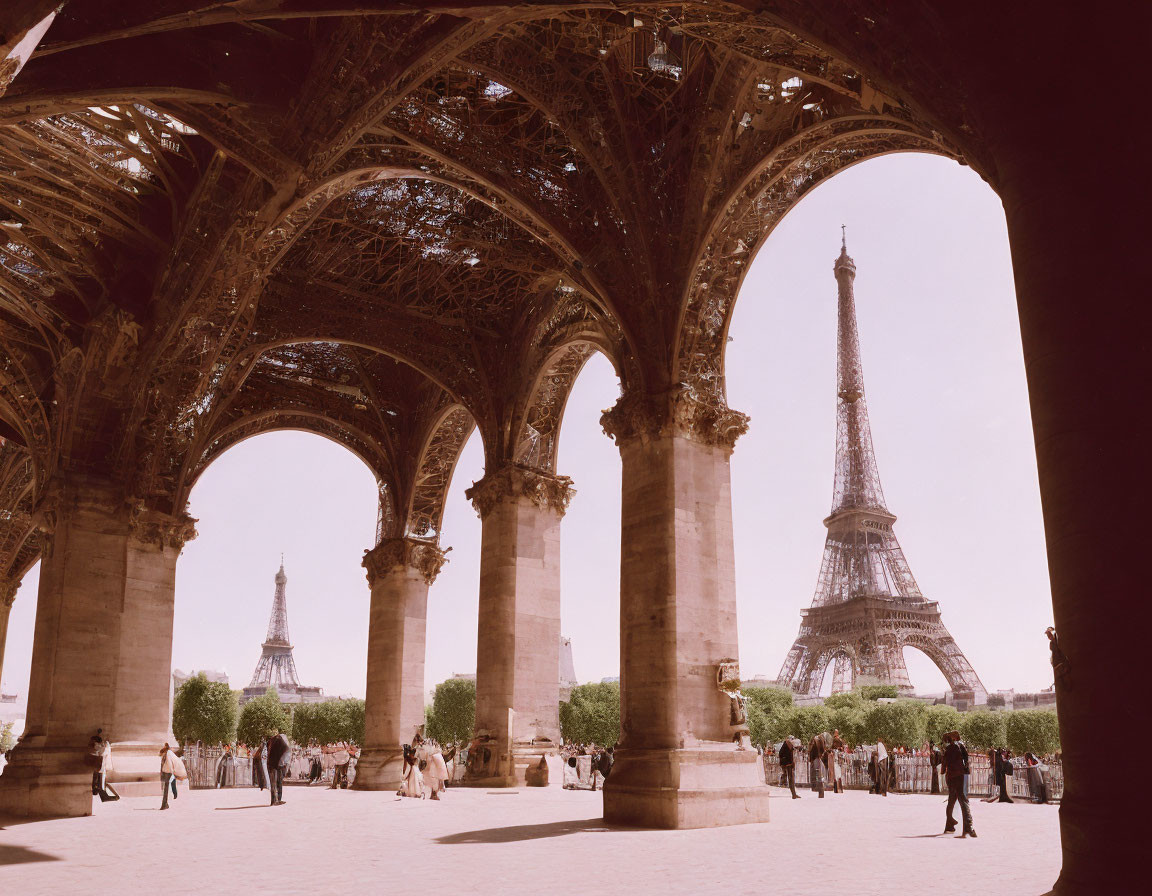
[396,734,453,799]
[769,728,1057,838]
[560,742,614,790]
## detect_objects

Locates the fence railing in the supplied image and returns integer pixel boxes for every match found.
[763,749,1063,801]
[181,744,343,790]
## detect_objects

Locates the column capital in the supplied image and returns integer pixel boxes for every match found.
[128,504,199,552]
[464,463,574,519]
[600,386,749,452]
[363,537,449,586]
[0,578,18,608]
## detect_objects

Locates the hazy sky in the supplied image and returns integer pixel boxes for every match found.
[0,153,1055,707]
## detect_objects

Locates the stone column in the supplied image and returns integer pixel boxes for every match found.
[0,481,195,816]
[353,537,446,790]
[0,579,19,689]
[600,390,770,828]
[996,155,1144,893]
[464,463,571,786]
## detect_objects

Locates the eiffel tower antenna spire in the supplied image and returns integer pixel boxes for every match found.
[775,240,987,705]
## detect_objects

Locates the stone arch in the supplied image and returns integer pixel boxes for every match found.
[673,118,959,403]
[183,408,394,504]
[0,443,42,588]
[513,341,606,473]
[797,643,858,697]
[901,633,988,703]
[400,403,475,542]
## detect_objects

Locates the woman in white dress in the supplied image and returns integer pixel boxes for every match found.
[420,743,448,799]
[398,745,424,798]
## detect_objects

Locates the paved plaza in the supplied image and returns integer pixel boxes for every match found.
[0,784,1059,895]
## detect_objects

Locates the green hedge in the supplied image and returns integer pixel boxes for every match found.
[746,688,1057,752]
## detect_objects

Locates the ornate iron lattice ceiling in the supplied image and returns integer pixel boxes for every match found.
[0,2,971,586]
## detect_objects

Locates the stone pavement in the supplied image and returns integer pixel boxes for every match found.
[0,784,1060,895]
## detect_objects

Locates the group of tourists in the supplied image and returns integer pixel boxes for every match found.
[210,738,360,789]
[560,742,614,791]
[980,747,1052,804]
[776,729,852,799]
[770,725,1065,838]
[396,734,453,800]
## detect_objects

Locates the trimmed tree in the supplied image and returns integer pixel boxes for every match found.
[292,698,366,745]
[559,681,620,745]
[171,673,238,746]
[1005,708,1060,755]
[861,699,926,748]
[779,705,833,746]
[827,706,867,746]
[237,688,291,747]
[425,678,476,745]
[923,704,963,745]
[745,686,795,747]
[959,709,1008,751]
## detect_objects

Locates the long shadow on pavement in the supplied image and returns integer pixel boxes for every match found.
[0,844,61,865]
[215,804,275,811]
[437,818,621,844]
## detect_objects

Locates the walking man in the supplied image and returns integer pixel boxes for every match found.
[778,736,799,798]
[942,730,976,838]
[266,729,290,806]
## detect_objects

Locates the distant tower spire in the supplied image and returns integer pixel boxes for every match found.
[248,559,301,691]
[775,240,987,705]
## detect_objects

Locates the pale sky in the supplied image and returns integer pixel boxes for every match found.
[1,153,1055,708]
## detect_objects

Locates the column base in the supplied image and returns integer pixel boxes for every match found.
[0,739,94,817]
[106,741,165,798]
[351,746,405,791]
[461,741,558,787]
[603,743,770,829]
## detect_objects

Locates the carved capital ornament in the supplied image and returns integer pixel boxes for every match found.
[129,505,200,551]
[465,463,575,519]
[363,537,450,586]
[600,386,749,452]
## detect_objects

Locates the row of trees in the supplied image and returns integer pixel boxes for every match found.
[422,679,624,747]
[171,672,1059,757]
[171,674,364,746]
[746,686,1060,755]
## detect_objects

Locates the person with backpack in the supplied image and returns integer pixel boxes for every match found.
[942,730,976,838]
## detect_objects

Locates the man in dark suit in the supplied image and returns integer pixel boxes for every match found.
[942,730,976,838]
[778,737,799,798]
[266,729,291,806]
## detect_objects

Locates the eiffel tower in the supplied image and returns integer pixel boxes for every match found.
[242,560,323,704]
[776,233,987,706]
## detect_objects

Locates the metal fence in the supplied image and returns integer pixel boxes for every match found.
[182,744,343,790]
[763,748,1063,801]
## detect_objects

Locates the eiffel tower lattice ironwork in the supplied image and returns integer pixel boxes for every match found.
[248,560,302,692]
[776,233,987,704]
